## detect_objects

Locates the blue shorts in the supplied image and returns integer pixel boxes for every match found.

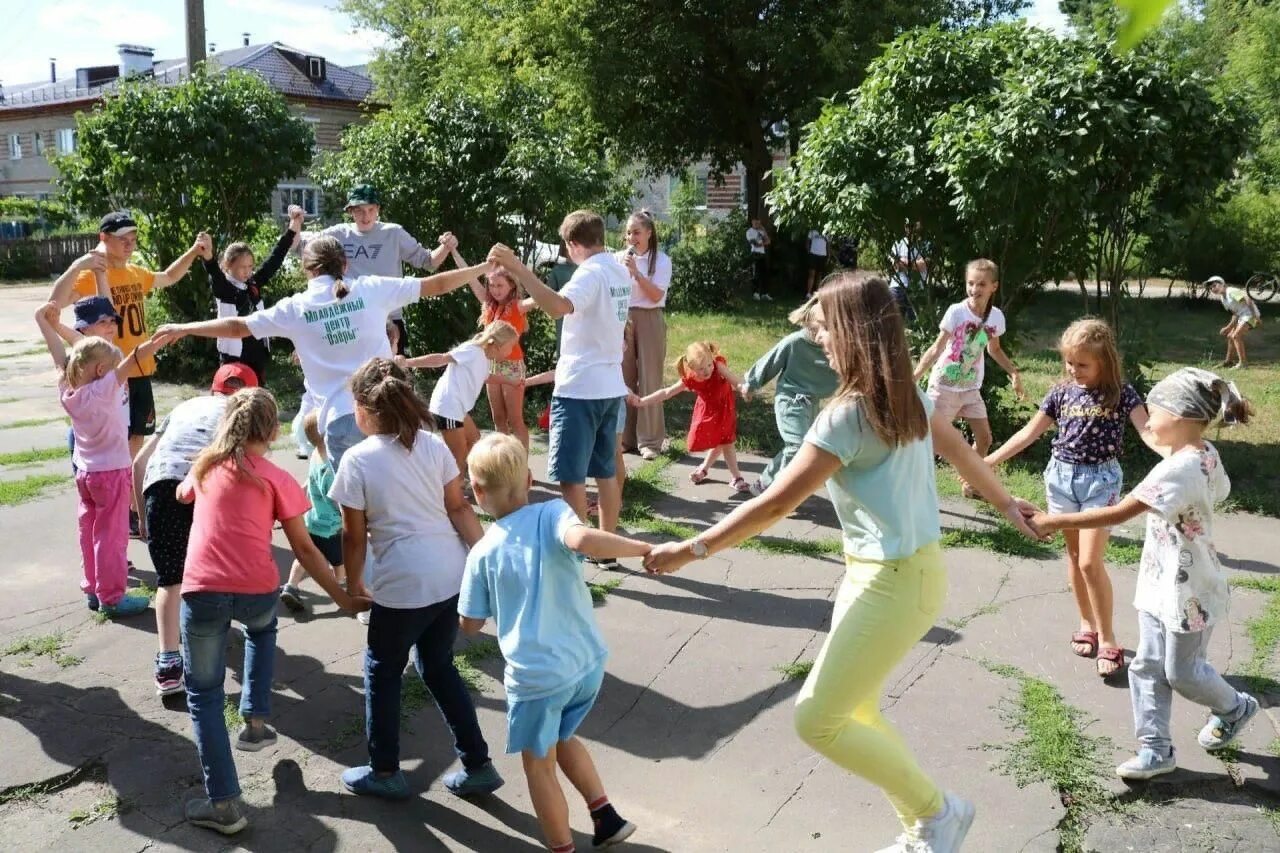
[1045,458,1122,516]
[506,663,605,758]
[547,396,622,483]
[616,402,626,436]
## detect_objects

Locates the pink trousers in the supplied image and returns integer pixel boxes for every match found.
[75,467,131,606]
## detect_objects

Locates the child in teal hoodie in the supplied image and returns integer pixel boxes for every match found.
[741,297,839,495]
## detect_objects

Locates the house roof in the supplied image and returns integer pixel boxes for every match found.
[0,42,374,111]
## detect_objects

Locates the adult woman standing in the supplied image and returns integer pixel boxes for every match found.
[619,210,674,461]
[644,273,1042,853]
[156,237,485,468]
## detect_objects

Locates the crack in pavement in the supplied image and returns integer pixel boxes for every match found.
[602,615,715,735]
[761,755,823,829]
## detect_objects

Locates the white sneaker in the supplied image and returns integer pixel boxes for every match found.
[875,792,975,853]
[753,293,762,301]
[357,609,370,625]
[763,293,774,302]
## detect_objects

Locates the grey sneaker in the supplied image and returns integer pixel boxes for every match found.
[1198,694,1259,751]
[279,584,305,612]
[236,722,278,752]
[1116,747,1177,780]
[874,791,975,853]
[185,797,247,835]
[442,761,504,797]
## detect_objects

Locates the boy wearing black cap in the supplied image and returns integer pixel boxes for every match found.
[49,212,205,532]
[295,186,457,354]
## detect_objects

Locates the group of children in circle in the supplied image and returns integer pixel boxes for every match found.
[32,186,1266,851]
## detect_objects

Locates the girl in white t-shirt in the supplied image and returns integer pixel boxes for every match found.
[912,258,1023,496]
[330,357,502,800]
[1033,368,1258,781]
[399,321,520,484]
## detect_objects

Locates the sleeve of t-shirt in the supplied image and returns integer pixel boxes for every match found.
[988,307,1007,338]
[244,294,300,339]
[364,275,424,314]
[395,227,435,271]
[805,400,864,465]
[551,499,587,559]
[1132,457,1187,520]
[435,433,461,484]
[938,303,964,334]
[1118,384,1142,420]
[457,556,492,620]
[558,267,595,315]
[1039,385,1062,420]
[651,253,672,290]
[270,465,311,522]
[327,452,366,511]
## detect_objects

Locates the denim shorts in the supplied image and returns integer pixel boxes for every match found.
[1044,457,1123,516]
[547,396,622,483]
[506,662,605,758]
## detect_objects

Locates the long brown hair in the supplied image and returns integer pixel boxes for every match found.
[1058,318,1123,410]
[817,272,928,447]
[191,387,278,488]
[351,357,432,450]
[479,268,522,326]
[628,210,660,278]
[302,235,350,299]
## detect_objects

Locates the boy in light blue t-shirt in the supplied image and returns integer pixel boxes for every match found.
[280,412,344,612]
[459,434,648,853]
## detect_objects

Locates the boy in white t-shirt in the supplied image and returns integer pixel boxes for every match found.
[746,218,772,301]
[485,212,632,550]
[805,229,828,297]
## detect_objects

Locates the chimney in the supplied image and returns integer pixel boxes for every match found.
[49,58,56,83]
[243,33,250,47]
[116,44,155,78]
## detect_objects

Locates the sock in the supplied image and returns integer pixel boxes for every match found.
[550,842,575,853]
[587,795,610,815]
[156,650,182,667]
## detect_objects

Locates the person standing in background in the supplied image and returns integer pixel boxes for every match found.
[805,229,829,297]
[746,217,772,302]
[620,210,673,461]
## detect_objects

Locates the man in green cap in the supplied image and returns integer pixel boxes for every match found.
[294,184,456,354]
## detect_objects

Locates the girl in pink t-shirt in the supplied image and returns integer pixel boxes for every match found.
[35,302,169,617]
[176,387,368,835]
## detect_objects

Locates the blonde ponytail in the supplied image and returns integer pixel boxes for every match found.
[469,320,519,350]
[190,388,278,489]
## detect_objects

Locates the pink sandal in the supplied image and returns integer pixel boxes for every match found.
[731,477,751,493]
[689,467,710,485]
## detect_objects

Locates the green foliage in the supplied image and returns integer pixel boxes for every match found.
[1162,187,1280,283]
[0,197,79,230]
[667,210,752,312]
[770,23,1248,330]
[54,70,314,361]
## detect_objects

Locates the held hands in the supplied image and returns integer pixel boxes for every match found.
[438,231,458,254]
[626,392,646,408]
[487,243,519,271]
[152,323,189,343]
[77,251,107,274]
[738,382,751,401]
[643,540,693,575]
[36,301,60,326]
[194,232,214,261]
[1001,497,1051,542]
[287,204,306,231]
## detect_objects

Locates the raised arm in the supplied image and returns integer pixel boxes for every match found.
[419,262,489,299]
[912,330,949,382]
[985,411,1054,466]
[112,332,171,384]
[34,302,68,370]
[200,234,240,302]
[49,252,107,309]
[153,235,205,288]
[451,249,490,303]
[488,244,573,318]
[153,317,253,342]
[249,211,304,287]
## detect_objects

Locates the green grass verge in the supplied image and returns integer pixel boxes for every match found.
[0,632,82,668]
[587,579,622,602]
[68,796,125,828]
[0,445,70,467]
[0,346,46,360]
[453,638,501,693]
[0,416,66,431]
[1228,576,1280,696]
[774,660,814,681]
[980,659,1118,853]
[223,697,243,733]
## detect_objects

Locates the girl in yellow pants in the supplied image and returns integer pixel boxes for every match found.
[644,273,1044,852]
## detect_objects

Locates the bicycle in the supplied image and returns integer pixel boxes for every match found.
[1245,272,1278,302]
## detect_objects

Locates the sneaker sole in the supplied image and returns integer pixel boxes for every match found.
[595,820,637,848]
[189,815,248,835]
[1116,762,1177,780]
[235,736,278,753]
[342,779,412,800]
[1202,700,1260,752]
[156,681,186,697]
[445,778,505,798]
[279,593,305,612]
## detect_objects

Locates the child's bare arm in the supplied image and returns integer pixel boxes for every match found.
[112,332,171,384]
[1032,495,1148,533]
[525,369,555,387]
[632,380,685,407]
[445,477,484,548]
[34,303,68,370]
[913,330,949,381]
[399,353,452,370]
[518,297,538,314]
[459,616,486,635]
[715,360,744,387]
[985,337,1023,398]
[985,411,1054,466]
[564,525,652,560]
[49,252,106,308]
[282,515,367,612]
[451,249,490,303]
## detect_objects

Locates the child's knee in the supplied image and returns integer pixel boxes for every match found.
[793,697,835,747]
[1077,558,1107,580]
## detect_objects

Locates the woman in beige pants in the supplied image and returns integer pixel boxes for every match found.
[620,210,674,460]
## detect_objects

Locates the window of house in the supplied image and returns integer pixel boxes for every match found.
[33,132,45,156]
[280,186,319,216]
[307,57,326,80]
[8,134,22,160]
[55,128,76,154]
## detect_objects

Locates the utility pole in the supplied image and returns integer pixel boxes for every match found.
[185,0,206,69]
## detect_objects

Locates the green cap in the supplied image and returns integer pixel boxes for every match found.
[344,184,381,209]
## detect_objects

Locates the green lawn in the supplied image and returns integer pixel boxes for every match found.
[660,290,1280,517]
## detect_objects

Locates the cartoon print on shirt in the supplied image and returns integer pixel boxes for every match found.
[939,321,994,386]
[1176,550,1192,584]
[1180,597,1209,632]
[1175,506,1205,541]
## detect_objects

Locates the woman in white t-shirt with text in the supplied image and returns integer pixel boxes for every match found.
[157,236,486,468]
[913,258,1023,496]
[619,210,674,461]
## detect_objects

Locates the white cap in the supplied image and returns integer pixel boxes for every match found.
[1205,275,1225,286]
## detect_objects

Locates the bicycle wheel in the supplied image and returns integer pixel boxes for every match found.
[1245,273,1278,302]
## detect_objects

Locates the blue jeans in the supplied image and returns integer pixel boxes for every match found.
[182,591,279,802]
[325,413,366,471]
[366,596,491,773]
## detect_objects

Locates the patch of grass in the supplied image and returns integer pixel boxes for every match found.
[0,416,66,431]
[944,602,1004,631]
[224,697,243,733]
[980,658,1118,853]
[453,638,501,693]
[1104,537,1143,566]
[0,346,46,359]
[1227,576,1280,695]
[587,579,622,602]
[0,445,70,467]
[942,525,1058,560]
[0,762,101,807]
[0,396,21,404]
[324,714,365,751]
[0,472,69,507]
[0,632,81,667]
[774,660,814,681]
[68,796,124,828]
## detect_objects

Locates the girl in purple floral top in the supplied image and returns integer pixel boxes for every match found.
[987,319,1153,678]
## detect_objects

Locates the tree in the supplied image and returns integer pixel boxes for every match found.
[769,23,1247,330]
[345,0,1028,227]
[55,70,314,326]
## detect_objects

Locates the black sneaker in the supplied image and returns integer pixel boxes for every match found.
[591,803,636,848]
[155,659,185,696]
[129,510,141,539]
[585,557,620,570]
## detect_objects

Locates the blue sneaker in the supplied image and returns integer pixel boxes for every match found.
[101,594,150,618]
[341,765,411,800]
[86,594,99,612]
[1116,747,1177,780]
[442,762,504,797]
[1199,695,1260,751]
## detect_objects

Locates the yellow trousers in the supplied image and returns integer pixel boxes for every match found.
[794,543,946,826]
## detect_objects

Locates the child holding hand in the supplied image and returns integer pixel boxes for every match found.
[460,433,645,852]
[35,302,170,618]
[280,411,345,613]
[630,341,749,493]
[1031,368,1258,780]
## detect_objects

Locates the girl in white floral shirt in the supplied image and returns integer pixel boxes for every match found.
[1031,367,1257,782]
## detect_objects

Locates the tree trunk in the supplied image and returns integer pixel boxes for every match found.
[744,132,774,222]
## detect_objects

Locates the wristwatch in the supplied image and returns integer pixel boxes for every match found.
[690,538,709,559]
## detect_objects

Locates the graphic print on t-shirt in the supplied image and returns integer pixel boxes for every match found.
[302,296,368,346]
[940,321,993,386]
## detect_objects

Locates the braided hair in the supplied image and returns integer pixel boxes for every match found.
[351,357,433,450]
[190,387,278,489]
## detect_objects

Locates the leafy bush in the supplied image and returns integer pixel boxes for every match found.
[0,242,43,280]
[667,209,751,311]
[0,197,78,230]
[1159,186,1280,283]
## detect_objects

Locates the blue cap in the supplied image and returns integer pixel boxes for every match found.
[73,296,121,331]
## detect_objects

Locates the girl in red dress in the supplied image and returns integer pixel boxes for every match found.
[629,341,750,493]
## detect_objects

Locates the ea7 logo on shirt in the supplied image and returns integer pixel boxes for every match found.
[345,243,383,261]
